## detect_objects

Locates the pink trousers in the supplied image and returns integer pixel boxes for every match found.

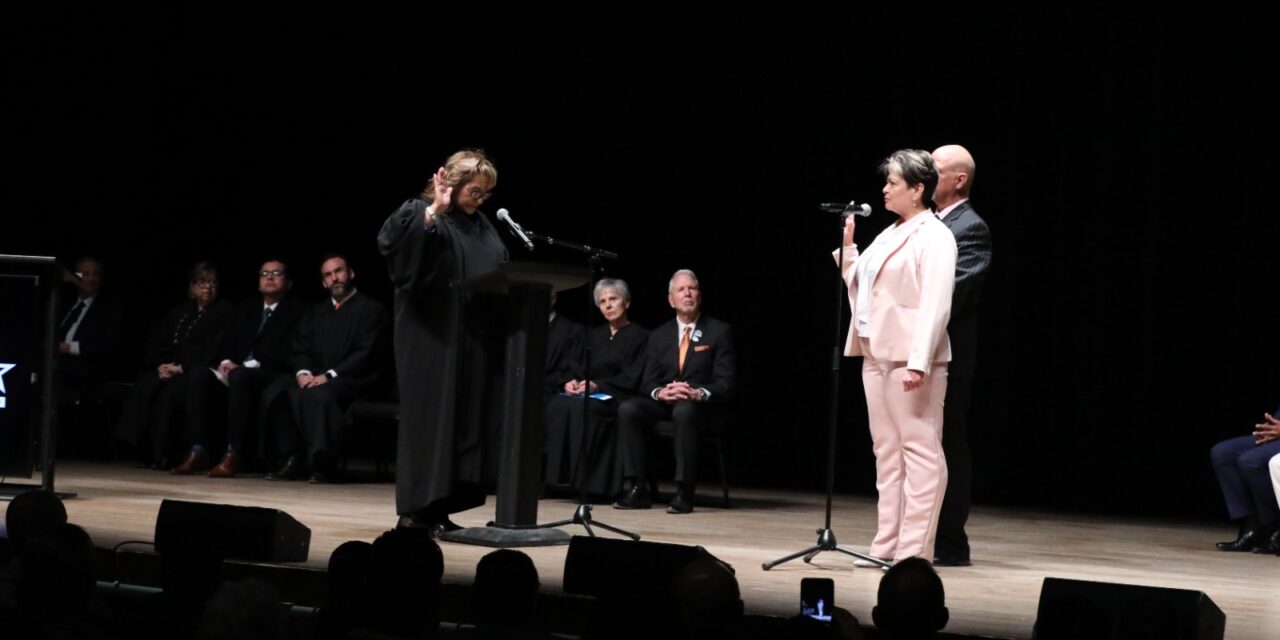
[861,350,948,562]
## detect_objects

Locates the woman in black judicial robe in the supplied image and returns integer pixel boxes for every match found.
[544,278,648,500]
[116,261,231,468]
[378,149,508,532]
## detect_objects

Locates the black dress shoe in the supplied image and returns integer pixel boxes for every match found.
[667,491,694,514]
[1251,529,1280,555]
[308,460,341,484]
[266,454,308,481]
[613,484,653,510]
[933,555,973,567]
[1216,527,1268,552]
[667,484,695,514]
[431,518,463,538]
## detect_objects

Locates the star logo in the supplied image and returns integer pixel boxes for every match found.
[0,363,13,409]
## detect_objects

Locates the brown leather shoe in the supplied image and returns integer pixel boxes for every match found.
[170,451,210,475]
[207,452,239,478]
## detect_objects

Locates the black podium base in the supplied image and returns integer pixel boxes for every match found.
[438,524,572,548]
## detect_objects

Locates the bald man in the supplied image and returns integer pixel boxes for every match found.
[930,145,992,566]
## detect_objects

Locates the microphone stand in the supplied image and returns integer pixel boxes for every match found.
[762,210,889,571]
[527,229,640,541]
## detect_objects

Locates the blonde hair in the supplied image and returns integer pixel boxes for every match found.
[420,149,498,203]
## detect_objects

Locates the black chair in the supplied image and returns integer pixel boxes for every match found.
[343,400,398,479]
[339,365,399,480]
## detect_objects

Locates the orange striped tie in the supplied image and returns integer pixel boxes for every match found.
[678,325,692,375]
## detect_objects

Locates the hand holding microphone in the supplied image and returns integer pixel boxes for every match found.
[821,201,871,246]
[819,202,873,217]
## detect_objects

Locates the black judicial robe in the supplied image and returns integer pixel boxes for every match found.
[543,322,648,494]
[116,298,232,455]
[378,199,509,516]
[289,292,386,403]
[544,314,584,398]
[144,299,234,372]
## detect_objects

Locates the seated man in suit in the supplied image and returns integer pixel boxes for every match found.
[1212,404,1280,554]
[55,255,125,454]
[170,259,307,477]
[614,269,735,514]
[267,255,386,483]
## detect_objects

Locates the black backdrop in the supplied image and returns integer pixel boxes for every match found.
[7,6,1279,519]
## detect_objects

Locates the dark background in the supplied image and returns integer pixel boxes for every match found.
[6,6,1278,519]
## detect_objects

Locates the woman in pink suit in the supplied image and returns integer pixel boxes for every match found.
[835,149,958,565]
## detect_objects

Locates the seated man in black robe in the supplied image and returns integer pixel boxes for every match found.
[266,255,386,483]
[169,259,307,477]
[614,269,735,514]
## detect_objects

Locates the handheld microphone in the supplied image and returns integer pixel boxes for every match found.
[496,208,534,251]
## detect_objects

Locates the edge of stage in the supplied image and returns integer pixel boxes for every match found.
[11,462,1278,639]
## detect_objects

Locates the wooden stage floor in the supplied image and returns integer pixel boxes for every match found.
[18,462,1278,640]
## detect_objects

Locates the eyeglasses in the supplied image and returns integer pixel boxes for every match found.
[466,186,494,202]
[260,270,286,278]
[194,279,218,288]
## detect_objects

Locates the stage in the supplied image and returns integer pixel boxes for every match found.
[18,462,1278,639]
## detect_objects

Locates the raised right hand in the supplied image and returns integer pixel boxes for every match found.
[432,166,452,213]
[843,209,856,246]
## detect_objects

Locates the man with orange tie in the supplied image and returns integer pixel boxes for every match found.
[614,269,736,514]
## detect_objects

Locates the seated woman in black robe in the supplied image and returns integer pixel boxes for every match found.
[544,278,648,500]
[115,261,231,468]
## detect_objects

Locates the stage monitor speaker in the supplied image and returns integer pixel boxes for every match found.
[154,499,311,563]
[563,535,731,598]
[1035,577,1224,640]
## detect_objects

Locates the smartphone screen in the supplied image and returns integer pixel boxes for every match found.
[800,577,834,622]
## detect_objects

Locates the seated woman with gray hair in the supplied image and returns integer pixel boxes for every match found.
[544,278,649,500]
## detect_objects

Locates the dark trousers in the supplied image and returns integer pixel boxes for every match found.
[617,397,710,486]
[55,356,112,457]
[935,374,973,557]
[185,366,284,455]
[1210,435,1280,526]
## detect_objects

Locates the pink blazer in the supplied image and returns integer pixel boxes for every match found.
[833,213,957,373]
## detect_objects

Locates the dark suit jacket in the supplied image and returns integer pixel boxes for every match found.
[217,296,307,374]
[60,293,125,364]
[640,315,736,403]
[940,201,992,379]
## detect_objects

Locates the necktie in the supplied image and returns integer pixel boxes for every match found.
[247,307,273,361]
[258,306,273,333]
[678,325,692,375]
[59,300,86,341]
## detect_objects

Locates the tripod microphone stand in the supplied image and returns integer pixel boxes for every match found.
[762,206,888,571]
[528,230,639,541]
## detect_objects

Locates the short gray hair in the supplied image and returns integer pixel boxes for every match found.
[879,149,939,210]
[668,269,699,294]
[594,278,632,304]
